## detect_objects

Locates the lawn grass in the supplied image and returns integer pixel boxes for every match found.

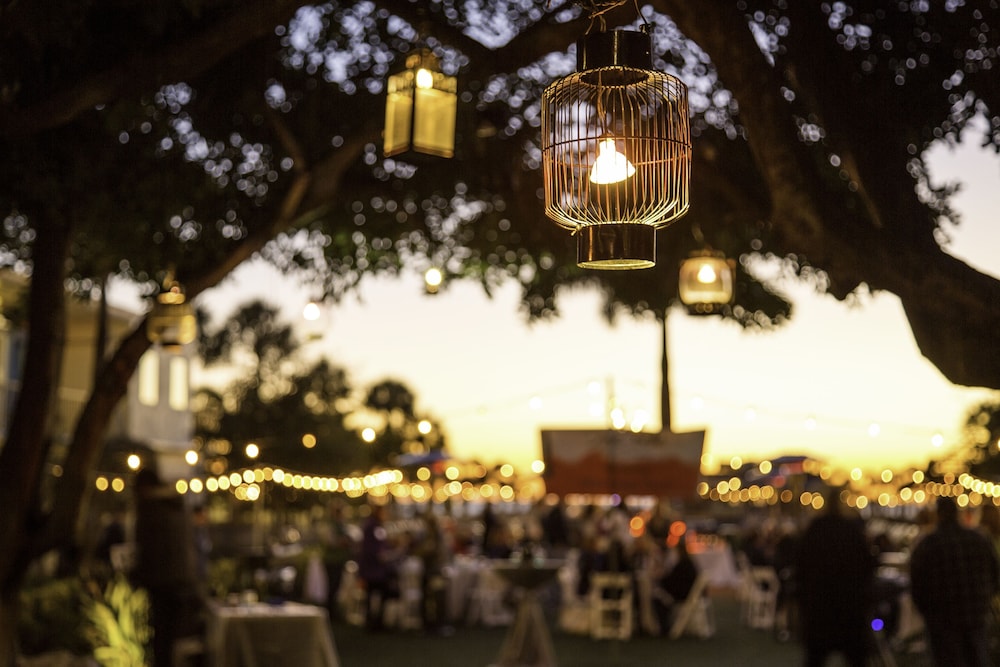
[329,591,808,667]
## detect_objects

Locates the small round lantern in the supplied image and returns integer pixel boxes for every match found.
[147,281,197,349]
[542,29,691,269]
[678,250,735,314]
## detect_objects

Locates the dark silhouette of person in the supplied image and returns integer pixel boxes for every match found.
[95,511,126,569]
[132,468,203,667]
[541,498,571,556]
[660,541,699,603]
[415,511,450,633]
[795,492,877,667]
[358,503,399,631]
[910,495,1000,667]
[321,501,354,621]
[654,539,700,631]
[481,503,499,555]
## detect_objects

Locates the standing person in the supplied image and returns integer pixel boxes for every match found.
[795,492,877,667]
[416,511,451,634]
[133,468,203,667]
[910,496,1000,667]
[358,503,398,631]
[320,501,354,620]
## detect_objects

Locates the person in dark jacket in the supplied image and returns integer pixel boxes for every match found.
[910,495,1000,667]
[133,468,203,666]
[358,503,399,631]
[795,491,877,667]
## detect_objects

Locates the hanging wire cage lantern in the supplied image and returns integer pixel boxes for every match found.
[678,249,735,314]
[384,49,457,159]
[542,27,691,269]
[147,278,197,350]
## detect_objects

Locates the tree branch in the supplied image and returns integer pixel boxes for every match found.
[0,0,302,137]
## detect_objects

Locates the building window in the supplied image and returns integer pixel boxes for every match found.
[138,351,159,406]
[169,356,188,411]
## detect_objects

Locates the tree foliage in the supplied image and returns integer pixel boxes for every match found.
[194,300,439,475]
[960,400,1000,480]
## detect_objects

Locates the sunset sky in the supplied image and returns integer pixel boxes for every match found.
[130,122,999,478]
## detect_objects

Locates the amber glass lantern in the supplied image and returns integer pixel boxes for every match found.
[384,50,457,158]
[542,29,691,269]
[147,281,197,349]
[678,250,735,314]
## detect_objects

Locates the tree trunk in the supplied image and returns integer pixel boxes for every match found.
[661,314,672,433]
[0,217,71,667]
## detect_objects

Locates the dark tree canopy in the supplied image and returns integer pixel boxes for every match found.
[0,1,999,658]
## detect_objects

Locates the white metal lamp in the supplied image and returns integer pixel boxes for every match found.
[678,249,735,314]
[542,29,691,269]
[384,50,457,158]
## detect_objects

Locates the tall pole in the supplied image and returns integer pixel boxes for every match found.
[661,313,672,434]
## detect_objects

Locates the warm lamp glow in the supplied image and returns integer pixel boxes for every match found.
[678,250,735,314]
[303,301,321,322]
[415,68,434,89]
[147,279,197,348]
[384,50,457,158]
[424,267,443,294]
[589,138,636,185]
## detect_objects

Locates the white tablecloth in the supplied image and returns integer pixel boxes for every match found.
[691,546,742,589]
[207,601,340,667]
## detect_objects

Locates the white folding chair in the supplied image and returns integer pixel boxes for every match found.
[467,564,514,627]
[384,556,424,630]
[556,555,590,635]
[668,572,715,639]
[745,566,780,630]
[588,572,633,640]
[337,560,367,627]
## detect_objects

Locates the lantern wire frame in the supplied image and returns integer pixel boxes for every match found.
[540,19,692,269]
[542,68,690,229]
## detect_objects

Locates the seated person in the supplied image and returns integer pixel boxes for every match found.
[653,539,700,629]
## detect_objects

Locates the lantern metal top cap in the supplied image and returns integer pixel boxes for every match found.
[577,29,652,72]
[404,48,440,70]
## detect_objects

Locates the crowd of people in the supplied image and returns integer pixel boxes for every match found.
[306,492,1000,667]
[310,498,708,637]
[107,480,1000,666]
[723,492,1000,667]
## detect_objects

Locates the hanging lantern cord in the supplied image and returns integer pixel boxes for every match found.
[554,0,651,34]
[691,222,706,247]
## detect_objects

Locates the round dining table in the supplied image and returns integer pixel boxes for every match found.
[488,558,564,667]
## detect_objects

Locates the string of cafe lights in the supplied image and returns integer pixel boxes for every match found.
[698,467,1000,513]
[90,459,545,505]
[88,456,1000,516]
[83,380,977,508]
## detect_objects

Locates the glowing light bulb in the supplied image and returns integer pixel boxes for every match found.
[416,68,434,89]
[589,138,636,185]
[696,263,718,284]
[424,267,443,294]
[303,301,321,321]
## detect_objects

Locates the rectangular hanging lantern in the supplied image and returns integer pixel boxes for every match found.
[384,50,457,159]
